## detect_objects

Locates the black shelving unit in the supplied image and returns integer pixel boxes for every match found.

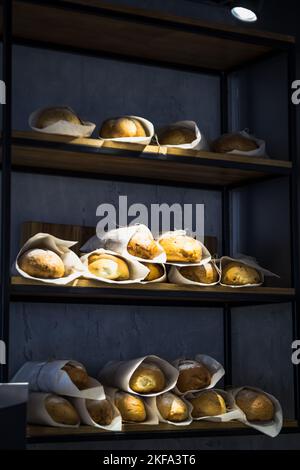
[1,0,299,442]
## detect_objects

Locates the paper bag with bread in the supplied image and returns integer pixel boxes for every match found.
[158,230,211,266]
[220,255,279,288]
[156,121,208,151]
[185,389,243,423]
[99,115,154,145]
[168,260,220,286]
[27,392,80,428]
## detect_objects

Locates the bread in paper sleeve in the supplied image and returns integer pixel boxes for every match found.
[158,230,211,267]
[14,233,85,285]
[98,355,179,397]
[102,225,166,264]
[99,115,154,146]
[80,248,150,284]
[229,386,283,437]
[186,389,243,423]
[155,121,209,151]
[105,387,158,425]
[212,130,266,158]
[27,392,80,428]
[150,393,193,426]
[11,360,105,399]
[168,260,220,286]
[220,255,279,288]
[173,354,225,396]
[71,392,122,431]
[141,263,167,284]
[29,106,95,137]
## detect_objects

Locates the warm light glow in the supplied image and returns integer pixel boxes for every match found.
[231,6,257,22]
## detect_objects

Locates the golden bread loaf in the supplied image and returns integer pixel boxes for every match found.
[45,395,80,425]
[159,235,202,263]
[88,253,130,280]
[143,263,164,281]
[62,362,89,390]
[86,399,114,426]
[176,360,211,393]
[115,392,147,422]
[236,389,275,422]
[35,107,82,129]
[189,391,226,418]
[180,263,218,284]
[127,231,161,260]
[18,249,65,279]
[222,262,261,286]
[156,392,189,422]
[100,117,147,138]
[158,127,195,145]
[129,362,166,394]
[212,133,258,154]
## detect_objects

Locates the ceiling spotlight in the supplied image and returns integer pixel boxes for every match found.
[230,1,263,22]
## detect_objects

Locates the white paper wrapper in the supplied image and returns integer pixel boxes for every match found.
[29,107,96,137]
[99,116,154,145]
[80,249,150,284]
[12,360,105,400]
[223,130,266,158]
[220,255,279,289]
[14,233,85,285]
[149,394,193,427]
[71,395,122,431]
[102,225,167,264]
[155,121,209,151]
[230,387,283,438]
[158,230,211,267]
[99,355,179,397]
[27,392,80,428]
[168,260,220,286]
[173,355,225,396]
[140,264,167,284]
[185,389,243,423]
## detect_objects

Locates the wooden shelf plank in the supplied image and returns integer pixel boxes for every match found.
[1,1,293,72]
[27,420,298,443]
[8,131,292,187]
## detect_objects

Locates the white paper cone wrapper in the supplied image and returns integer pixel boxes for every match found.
[71,396,122,431]
[173,355,225,396]
[80,249,150,284]
[141,264,167,284]
[99,116,154,145]
[99,355,179,397]
[230,387,283,438]
[149,395,193,427]
[12,360,105,399]
[168,261,220,286]
[220,256,279,288]
[13,233,85,285]
[27,392,80,428]
[227,131,266,158]
[29,107,96,137]
[185,389,244,423]
[158,230,211,267]
[106,388,159,425]
[155,121,209,151]
[102,225,167,264]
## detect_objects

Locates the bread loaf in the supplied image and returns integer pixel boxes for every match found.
[115,392,147,422]
[86,399,114,426]
[35,107,82,129]
[159,235,202,263]
[158,127,195,145]
[143,263,164,281]
[88,253,130,280]
[156,392,189,422]
[189,391,226,418]
[212,133,258,154]
[180,263,218,284]
[100,117,147,138]
[18,249,65,279]
[45,395,80,425]
[222,262,261,286]
[176,360,211,393]
[236,389,275,422]
[129,362,166,394]
[127,231,161,260]
[62,362,89,390]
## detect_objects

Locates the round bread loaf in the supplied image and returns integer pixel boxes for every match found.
[212,133,258,154]
[222,262,261,286]
[88,253,130,280]
[180,263,218,284]
[62,362,89,390]
[176,360,211,393]
[35,107,81,129]
[159,235,202,263]
[45,395,80,425]
[100,117,147,138]
[127,231,161,260]
[156,392,189,422]
[115,392,147,422]
[143,263,164,281]
[189,391,226,418]
[86,399,114,426]
[129,362,166,394]
[236,389,275,422]
[18,249,65,279]
[158,127,195,145]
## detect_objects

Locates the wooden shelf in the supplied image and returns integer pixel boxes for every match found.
[27,420,298,443]
[11,277,295,306]
[4,1,294,73]
[8,131,292,188]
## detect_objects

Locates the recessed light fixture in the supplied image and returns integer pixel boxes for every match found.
[230,0,263,22]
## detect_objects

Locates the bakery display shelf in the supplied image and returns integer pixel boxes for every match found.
[0,1,294,74]
[27,420,299,443]
[5,131,292,188]
[11,277,295,307]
